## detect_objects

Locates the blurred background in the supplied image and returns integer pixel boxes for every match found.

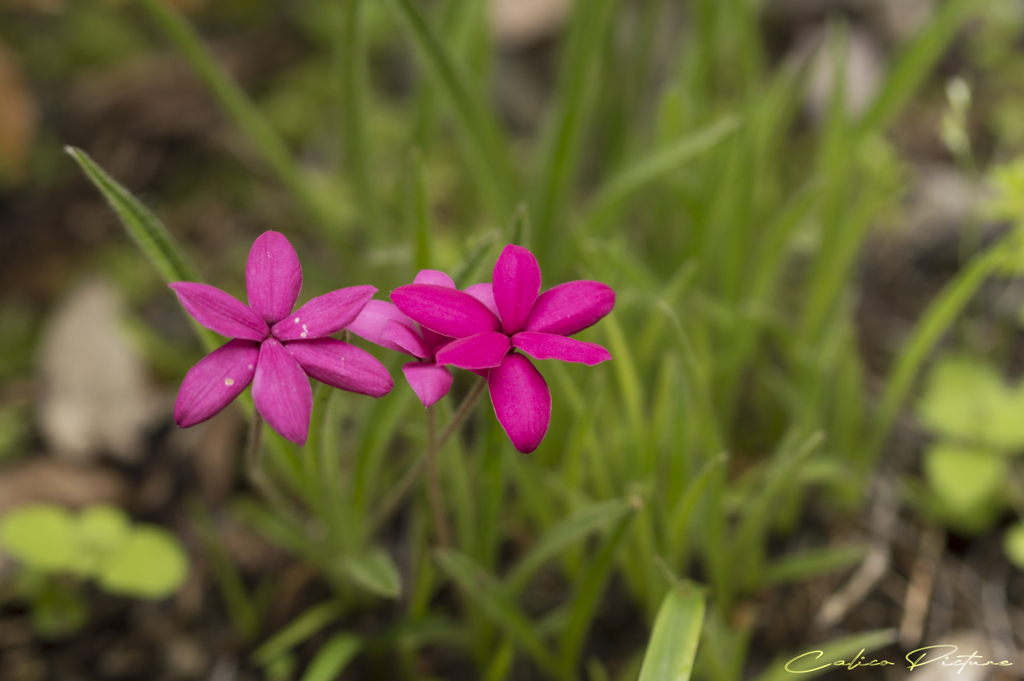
[3,0,1024,680]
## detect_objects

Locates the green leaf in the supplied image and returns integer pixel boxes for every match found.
[0,504,77,572]
[300,633,362,681]
[98,527,189,599]
[341,547,402,598]
[65,146,219,353]
[764,545,867,585]
[408,150,434,271]
[252,602,343,667]
[923,443,1006,515]
[435,548,561,678]
[1003,522,1024,569]
[74,505,132,576]
[637,585,705,681]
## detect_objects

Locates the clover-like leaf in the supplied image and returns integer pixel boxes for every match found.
[924,444,1006,517]
[98,527,189,599]
[1003,522,1024,569]
[0,504,77,572]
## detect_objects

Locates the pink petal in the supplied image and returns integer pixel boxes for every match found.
[348,300,419,354]
[169,283,268,341]
[380,319,431,359]
[465,283,499,318]
[434,332,510,370]
[252,338,312,445]
[246,231,303,324]
[174,339,259,428]
[271,286,377,341]
[286,338,394,398]
[492,244,542,335]
[511,332,612,366]
[413,269,456,288]
[523,281,616,337]
[391,284,501,338]
[488,353,551,454]
[402,362,454,407]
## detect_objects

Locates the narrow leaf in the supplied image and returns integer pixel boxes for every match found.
[300,634,362,681]
[342,547,402,598]
[637,586,706,681]
[252,602,343,667]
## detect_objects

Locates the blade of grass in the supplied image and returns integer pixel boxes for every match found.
[335,0,377,231]
[66,146,219,353]
[859,0,978,133]
[300,634,362,681]
[434,548,561,678]
[252,602,344,667]
[135,0,337,233]
[637,585,706,681]
[532,0,622,255]
[754,629,896,681]
[764,545,868,585]
[503,497,636,596]
[409,150,434,270]
[581,115,741,235]
[386,0,515,219]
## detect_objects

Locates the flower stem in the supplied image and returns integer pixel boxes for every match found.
[245,412,299,516]
[425,406,451,547]
[369,377,487,534]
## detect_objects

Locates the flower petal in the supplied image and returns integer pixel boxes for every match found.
[402,362,454,407]
[174,339,259,428]
[492,244,541,334]
[488,353,551,454]
[348,300,419,354]
[169,282,268,341]
[252,338,312,445]
[246,231,303,324]
[271,286,377,341]
[391,284,501,338]
[413,269,456,288]
[465,283,499,318]
[286,338,394,398]
[434,332,510,370]
[523,281,616,337]
[380,319,431,359]
[512,332,612,366]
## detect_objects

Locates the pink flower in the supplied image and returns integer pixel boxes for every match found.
[390,245,614,453]
[170,231,393,445]
[348,269,496,408]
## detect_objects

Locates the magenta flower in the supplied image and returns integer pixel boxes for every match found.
[390,244,615,453]
[348,269,496,408]
[170,231,394,445]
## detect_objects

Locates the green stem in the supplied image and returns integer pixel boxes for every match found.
[425,406,451,547]
[369,378,487,533]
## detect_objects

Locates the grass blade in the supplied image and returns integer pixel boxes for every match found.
[435,548,561,677]
[754,629,896,681]
[66,146,219,352]
[504,497,636,596]
[637,585,706,681]
[532,0,622,254]
[300,634,362,681]
[764,545,868,585]
[386,0,515,219]
[252,602,344,667]
[342,547,402,599]
[135,0,336,232]
[582,115,742,234]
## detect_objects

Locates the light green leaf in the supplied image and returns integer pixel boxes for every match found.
[300,633,362,681]
[98,527,189,599]
[1003,522,1024,569]
[924,444,1006,516]
[764,545,867,585]
[74,505,132,576]
[637,585,706,681]
[342,547,402,598]
[252,602,343,667]
[0,504,77,572]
